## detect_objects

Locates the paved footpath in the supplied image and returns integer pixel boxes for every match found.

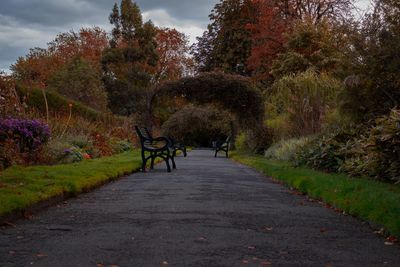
[0,150,399,267]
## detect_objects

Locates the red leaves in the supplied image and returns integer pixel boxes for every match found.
[246,0,288,79]
[154,28,193,83]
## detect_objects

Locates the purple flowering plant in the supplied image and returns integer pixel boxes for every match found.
[0,118,51,152]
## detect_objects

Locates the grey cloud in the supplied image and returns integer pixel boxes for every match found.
[0,0,218,70]
[1,0,217,28]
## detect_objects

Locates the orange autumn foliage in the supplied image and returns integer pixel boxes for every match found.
[12,27,108,88]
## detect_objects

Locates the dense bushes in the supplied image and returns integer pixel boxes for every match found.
[341,109,400,183]
[274,108,400,183]
[0,118,50,151]
[264,137,311,162]
[162,105,233,147]
[0,118,50,169]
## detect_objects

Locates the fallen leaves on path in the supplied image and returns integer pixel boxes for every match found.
[3,221,17,228]
[384,236,398,245]
[264,226,273,231]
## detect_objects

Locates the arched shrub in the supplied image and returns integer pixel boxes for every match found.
[151,72,264,128]
[162,105,234,147]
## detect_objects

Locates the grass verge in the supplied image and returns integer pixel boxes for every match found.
[231,152,400,238]
[0,150,142,219]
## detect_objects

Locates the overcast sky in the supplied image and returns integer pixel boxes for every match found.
[0,0,371,72]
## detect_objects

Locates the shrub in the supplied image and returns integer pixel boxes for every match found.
[39,139,71,165]
[109,138,133,154]
[0,118,50,169]
[267,70,341,138]
[61,147,84,163]
[265,137,311,161]
[235,133,249,153]
[341,109,400,183]
[65,134,92,149]
[293,108,400,183]
[162,105,234,147]
[0,118,50,153]
[293,128,358,172]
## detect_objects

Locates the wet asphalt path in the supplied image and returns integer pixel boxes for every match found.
[0,150,399,267]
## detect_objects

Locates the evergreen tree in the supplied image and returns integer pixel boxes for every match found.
[191,0,257,75]
[102,0,158,116]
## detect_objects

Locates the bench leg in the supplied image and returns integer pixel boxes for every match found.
[165,156,172,172]
[171,155,176,169]
[183,148,187,157]
[141,151,146,172]
[150,155,155,169]
[214,149,218,157]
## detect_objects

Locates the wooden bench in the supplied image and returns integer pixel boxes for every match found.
[214,136,231,158]
[135,126,176,172]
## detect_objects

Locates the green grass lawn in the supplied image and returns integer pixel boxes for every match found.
[0,150,142,219]
[232,152,400,238]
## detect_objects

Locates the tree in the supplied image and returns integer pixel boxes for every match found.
[48,27,108,68]
[11,48,63,88]
[339,0,400,120]
[49,57,108,111]
[191,0,257,75]
[102,0,158,116]
[270,20,351,79]
[154,28,194,83]
[275,0,355,23]
[268,70,341,137]
[246,0,289,83]
[12,27,109,88]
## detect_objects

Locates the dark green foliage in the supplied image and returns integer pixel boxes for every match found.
[339,0,400,120]
[162,105,233,147]
[294,108,400,183]
[271,21,350,79]
[191,0,256,74]
[152,72,264,127]
[16,85,121,124]
[294,128,359,173]
[340,109,400,183]
[152,72,270,152]
[102,0,158,116]
[49,57,108,111]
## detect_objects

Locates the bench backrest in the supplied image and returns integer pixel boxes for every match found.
[225,136,231,144]
[135,126,153,147]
